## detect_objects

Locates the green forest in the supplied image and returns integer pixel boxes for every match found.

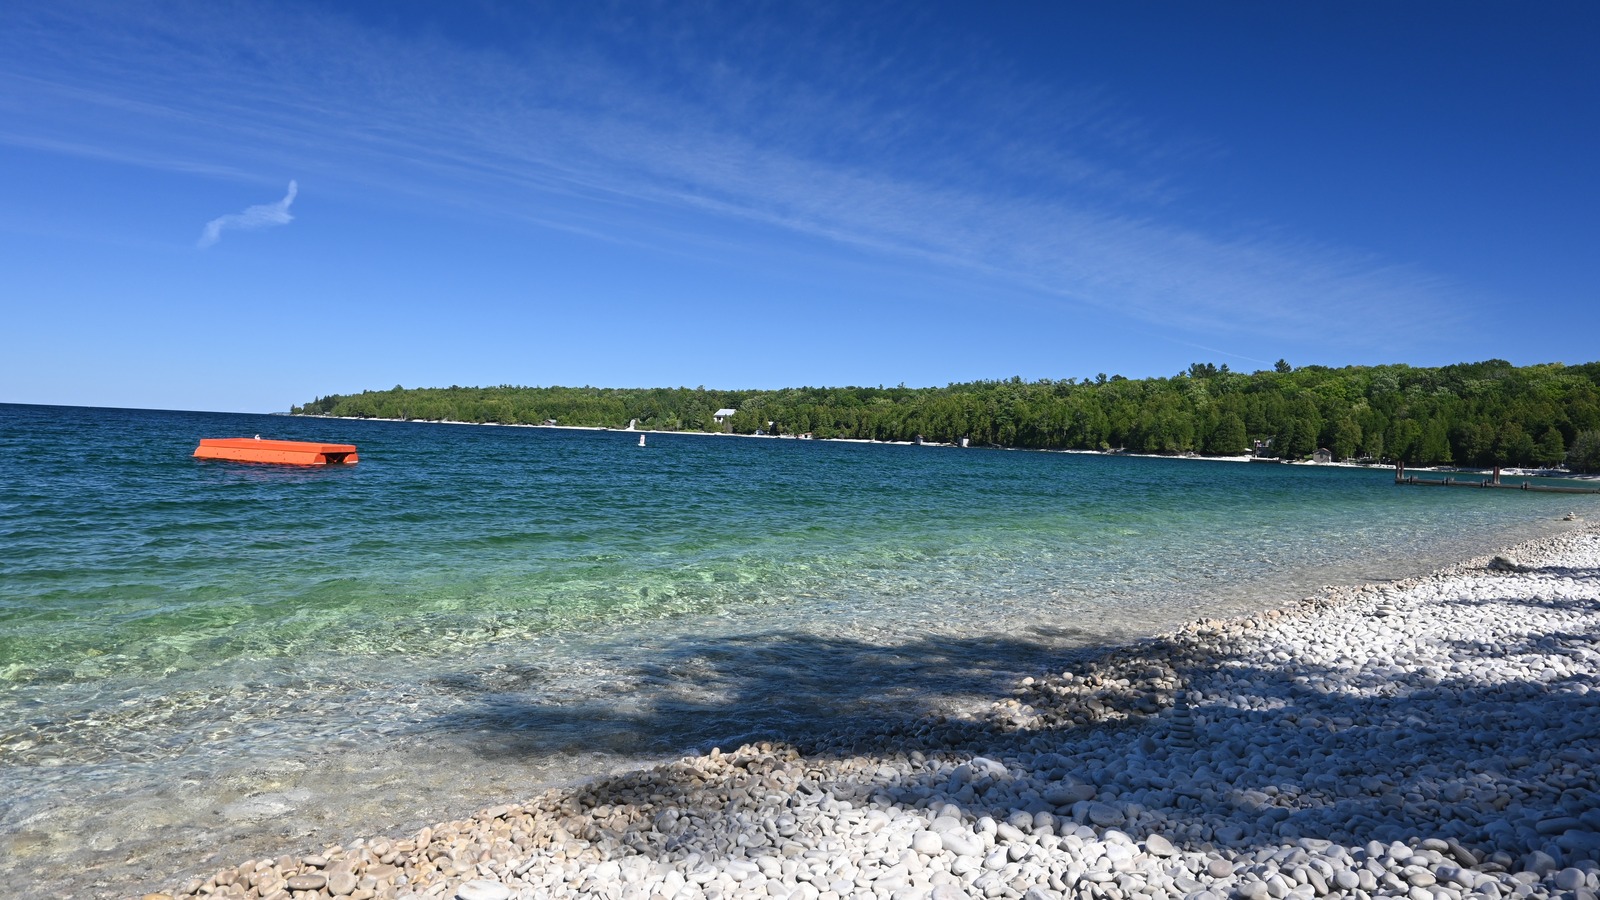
[292,359,1600,470]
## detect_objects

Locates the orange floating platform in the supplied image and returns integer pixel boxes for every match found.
[194,437,359,466]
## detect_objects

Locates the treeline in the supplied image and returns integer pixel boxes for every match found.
[292,359,1600,470]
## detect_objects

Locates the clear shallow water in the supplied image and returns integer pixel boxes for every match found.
[2,402,1595,896]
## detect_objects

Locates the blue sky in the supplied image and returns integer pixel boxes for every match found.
[1,1,1596,412]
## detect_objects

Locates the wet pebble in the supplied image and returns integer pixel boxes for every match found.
[145,527,1600,900]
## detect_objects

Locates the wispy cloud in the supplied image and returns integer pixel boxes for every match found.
[197,180,297,248]
[3,2,1471,348]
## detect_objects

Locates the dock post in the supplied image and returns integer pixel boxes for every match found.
[1493,466,1502,485]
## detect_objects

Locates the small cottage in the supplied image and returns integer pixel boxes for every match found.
[713,408,737,425]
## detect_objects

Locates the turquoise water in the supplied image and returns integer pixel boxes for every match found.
[2,402,1595,896]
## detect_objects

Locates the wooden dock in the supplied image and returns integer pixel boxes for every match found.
[1394,463,1600,494]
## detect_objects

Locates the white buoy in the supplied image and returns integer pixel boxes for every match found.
[638,434,646,447]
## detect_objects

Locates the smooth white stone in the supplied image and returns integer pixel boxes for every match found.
[456,881,512,900]
[942,833,983,857]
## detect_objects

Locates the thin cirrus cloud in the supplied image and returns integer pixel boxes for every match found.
[1,2,1466,350]
[197,180,297,248]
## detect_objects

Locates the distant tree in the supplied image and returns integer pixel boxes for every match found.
[1388,419,1422,462]
[1204,414,1247,455]
[1493,423,1535,467]
[1569,430,1600,473]
[1363,430,1385,462]
[290,360,1600,465]
[1452,422,1495,467]
[1275,359,1292,374]
[1273,417,1312,458]
[1367,372,1400,397]
[1330,417,1363,461]
[1419,420,1454,465]
[1534,427,1567,468]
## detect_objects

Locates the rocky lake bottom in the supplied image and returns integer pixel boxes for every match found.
[123,523,1600,900]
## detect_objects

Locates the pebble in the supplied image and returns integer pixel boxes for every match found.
[144,526,1600,900]
[1043,783,1096,805]
[284,872,326,890]
[1086,802,1124,827]
[942,832,983,857]
[1557,868,1588,891]
[456,881,513,900]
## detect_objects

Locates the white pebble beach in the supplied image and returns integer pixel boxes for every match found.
[143,522,1600,900]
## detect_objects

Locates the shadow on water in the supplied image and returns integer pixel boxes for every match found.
[423,626,1112,759]
[421,567,1600,867]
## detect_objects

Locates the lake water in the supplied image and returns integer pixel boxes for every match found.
[2,402,1594,897]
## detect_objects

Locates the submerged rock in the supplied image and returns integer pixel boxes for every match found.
[150,525,1600,900]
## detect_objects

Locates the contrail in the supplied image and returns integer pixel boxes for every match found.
[198,180,298,248]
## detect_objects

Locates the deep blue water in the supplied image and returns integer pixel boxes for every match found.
[2,402,1594,896]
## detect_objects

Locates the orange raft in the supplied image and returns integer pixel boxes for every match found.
[194,437,359,466]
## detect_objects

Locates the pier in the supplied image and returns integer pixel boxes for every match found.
[1394,463,1600,494]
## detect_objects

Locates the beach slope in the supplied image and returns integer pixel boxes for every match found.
[149,524,1600,900]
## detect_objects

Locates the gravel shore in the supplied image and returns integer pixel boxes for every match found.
[143,523,1600,900]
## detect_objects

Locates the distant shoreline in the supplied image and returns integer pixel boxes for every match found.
[292,413,1600,481]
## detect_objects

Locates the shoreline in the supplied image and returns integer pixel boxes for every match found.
[292,414,1600,482]
[139,520,1600,900]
